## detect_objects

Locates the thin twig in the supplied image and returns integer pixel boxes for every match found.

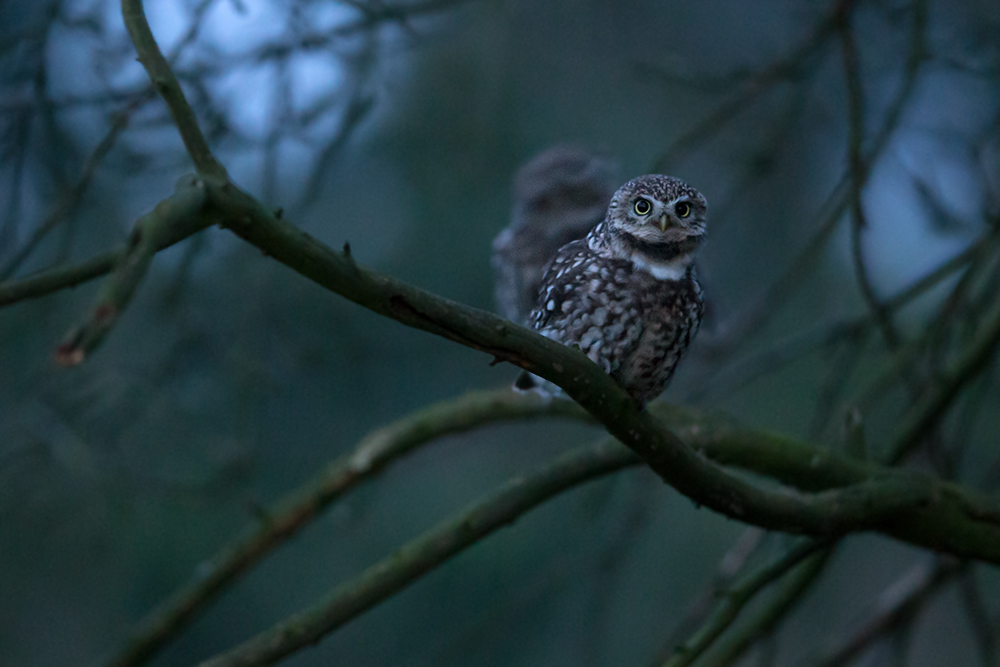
[704,0,927,358]
[647,2,842,172]
[810,559,960,667]
[0,248,121,307]
[839,11,900,348]
[693,545,835,667]
[120,0,228,179]
[661,540,832,667]
[653,527,768,663]
[689,229,990,404]
[888,290,1000,462]
[0,0,219,282]
[0,106,136,282]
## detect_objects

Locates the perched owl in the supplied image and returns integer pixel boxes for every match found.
[492,146,618,324]
[518,174,707,407]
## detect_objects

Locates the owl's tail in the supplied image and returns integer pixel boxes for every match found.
[512,370,563,403]
[514,370,537,391]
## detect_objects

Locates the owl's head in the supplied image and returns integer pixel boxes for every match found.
[590,175,707,277]
[511,146,617,233]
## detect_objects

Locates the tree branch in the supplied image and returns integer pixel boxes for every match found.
[0,106,135,282]
[695,545,833,667]
[102,392,1000,667]
[50,6,1000,664]
[888,292,1000,462]
[706,0,927,357]
[54,174,212,365]
[0,249,120,307]
[190,393,1000,667]
[102,390,584,667]
[209,178,954,540]
[653,527,767,662]
[839,10,900,348]
[195,438,638,667]
[40,168,994,560]
[120,0,228,179]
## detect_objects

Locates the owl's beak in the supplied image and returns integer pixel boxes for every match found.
[658,214,668,232]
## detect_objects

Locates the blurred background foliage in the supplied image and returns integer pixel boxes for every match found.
[1,0,1000,665]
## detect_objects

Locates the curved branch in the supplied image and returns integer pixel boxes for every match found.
[169,175,1000,563]
[0,106,135,282]
[102,390,584,667]
[54,174,212,364]
[695,546,833,667]
[209,179,951,540]
[91,3,996,560]
[0,187,221,309]
[195,438,638,667]
[103,391,1000,667]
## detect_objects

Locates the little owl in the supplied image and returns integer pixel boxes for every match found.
[517,174,706,407]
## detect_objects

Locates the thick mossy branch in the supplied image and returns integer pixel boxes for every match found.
[666,406,1000,562]
[202,179,1000,557]
[209,183,933,535]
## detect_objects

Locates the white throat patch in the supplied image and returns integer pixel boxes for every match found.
[631,252,691,281]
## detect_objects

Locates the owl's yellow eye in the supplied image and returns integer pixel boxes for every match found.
[675,201,692,218]
[633,199,651,216]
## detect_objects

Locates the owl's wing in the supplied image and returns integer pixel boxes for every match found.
[529,240,593,332]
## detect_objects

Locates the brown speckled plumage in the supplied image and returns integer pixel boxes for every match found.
[492,146,617,324]
[522,174,707,406]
